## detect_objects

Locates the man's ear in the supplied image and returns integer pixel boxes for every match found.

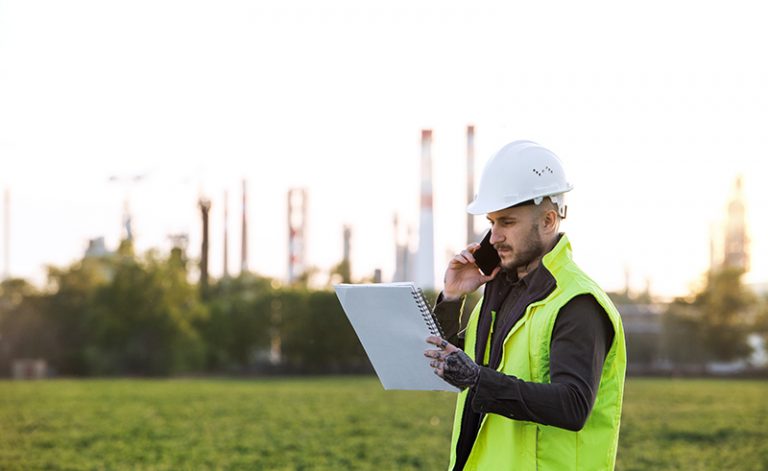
[541,208,558,234]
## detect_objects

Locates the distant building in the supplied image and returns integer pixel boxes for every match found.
[392,215,415,282]
[616,303,665,373]
[12,359,47,380]
[84,237,109,258]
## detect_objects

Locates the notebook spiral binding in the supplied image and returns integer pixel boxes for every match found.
[412,287,444,337]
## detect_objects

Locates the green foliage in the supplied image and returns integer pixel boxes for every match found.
[1,378,767,470]
[201,274,274,371]
[277,289,369,373]
[200,277,370,374]
[0,280,49,367]
[0,246,208,376]
[664,268,756,364]
[0,240,378,376]
[83,250,207,375]
[662,301,709,366]
[697,268,755,362]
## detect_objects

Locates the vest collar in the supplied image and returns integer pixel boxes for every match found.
[541,232,572,275]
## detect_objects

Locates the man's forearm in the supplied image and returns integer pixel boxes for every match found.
[469,368,592,431]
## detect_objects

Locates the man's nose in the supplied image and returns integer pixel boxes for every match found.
[489,228,504,245]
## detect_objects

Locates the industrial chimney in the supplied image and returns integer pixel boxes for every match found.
[287,188,308,284]
[416,129,435,289]
[223,190,229,279]
[466,125,476,245]
[241,179,248,273]
[341,224,352,283]
[199,197,211,296]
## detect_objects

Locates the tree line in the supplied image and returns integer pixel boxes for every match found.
[2,240,767,377]
[615,266,768,373]
[661,267,768,368]
[0,242,384,376]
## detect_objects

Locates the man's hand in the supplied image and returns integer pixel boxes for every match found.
[443,243,500,300]
[425,336,480,390]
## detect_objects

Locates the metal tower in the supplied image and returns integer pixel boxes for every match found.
[723,176,749,271]
[288,188,308,284]
[416,129,435,289]
[241,180,248,273]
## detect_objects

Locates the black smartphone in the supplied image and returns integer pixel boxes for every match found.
[474,230,501,276]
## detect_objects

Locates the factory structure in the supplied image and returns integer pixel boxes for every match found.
[287,188,308,285]
[618,173,759,373]
[6,130,768,379]
[392,125,480,287]
[415,129,436,289]
[0,124,521,292]
[712,176,749,273]
[2,125,758,302]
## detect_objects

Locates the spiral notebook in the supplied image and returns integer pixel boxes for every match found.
[334,282,459,392]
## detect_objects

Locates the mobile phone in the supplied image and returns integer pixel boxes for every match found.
[474,230,501,276]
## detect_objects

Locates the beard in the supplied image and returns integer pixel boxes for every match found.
[495,223,546,273]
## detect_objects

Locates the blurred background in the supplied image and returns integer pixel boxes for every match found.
[1,1,768,469]
[1,0,767,378]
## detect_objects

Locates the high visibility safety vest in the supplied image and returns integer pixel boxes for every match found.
[448,235,627,470]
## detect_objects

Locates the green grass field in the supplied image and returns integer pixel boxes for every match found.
[1,377,767,470]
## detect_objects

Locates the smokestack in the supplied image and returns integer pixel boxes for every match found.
[288,188,308,284]
[241,179,248,273]
[341,224,352,283]
[223,190,229,278]
[416,129,435,289]
[199,198,211,295]
[393,214,399,281]
[466,125,476,245]
[3,188,9,280]
[343,225,351,263]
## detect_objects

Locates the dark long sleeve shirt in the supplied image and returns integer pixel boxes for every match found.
[434,269,614,433]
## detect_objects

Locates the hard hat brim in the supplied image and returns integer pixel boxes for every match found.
[466,186,573,215]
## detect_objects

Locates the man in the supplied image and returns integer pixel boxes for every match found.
[424,140,626,470]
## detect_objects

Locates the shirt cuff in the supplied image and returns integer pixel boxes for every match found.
[435,292,465,308]
[470,367,525,420]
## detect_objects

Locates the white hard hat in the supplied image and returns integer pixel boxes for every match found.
[467,140,573,216]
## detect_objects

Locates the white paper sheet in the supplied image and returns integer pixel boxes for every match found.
[335,283,459,392]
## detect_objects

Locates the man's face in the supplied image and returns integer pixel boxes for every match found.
[486,205,546,273]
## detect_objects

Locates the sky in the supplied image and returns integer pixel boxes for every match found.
[1,0,767,299]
